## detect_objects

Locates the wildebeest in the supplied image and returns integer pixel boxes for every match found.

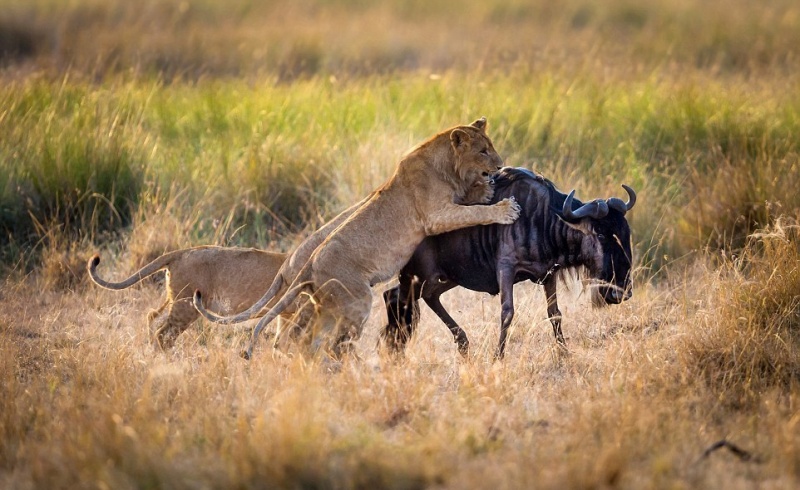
[382,167,636,358]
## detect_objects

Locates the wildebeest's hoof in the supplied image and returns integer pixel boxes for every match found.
[456,339,470,357]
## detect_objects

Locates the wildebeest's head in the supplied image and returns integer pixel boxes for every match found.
[562,185,636,306]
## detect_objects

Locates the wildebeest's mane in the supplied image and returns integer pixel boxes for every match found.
[493,166,584,215]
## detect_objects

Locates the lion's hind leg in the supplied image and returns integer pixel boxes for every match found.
[312,278,372,360]
[147,301,170,336]
[273,293,318,352]
[154,298,199,350]
[147,303,167,324]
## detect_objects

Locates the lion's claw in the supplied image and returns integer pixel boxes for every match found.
[496,196,521,224]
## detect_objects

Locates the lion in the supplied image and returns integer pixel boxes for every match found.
[189,154,496,354]
[88,246,287,349]
[194,117,520,360]
[191,140,498,354]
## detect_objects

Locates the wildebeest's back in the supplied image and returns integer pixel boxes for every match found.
[411,225,501,295]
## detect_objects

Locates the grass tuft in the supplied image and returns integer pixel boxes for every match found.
[0,81,147,265]
[683,216,800,407]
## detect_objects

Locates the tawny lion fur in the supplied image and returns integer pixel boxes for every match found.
[189,131,495,351]
[88,246,287,349]
[188,196,370,350]
[194,117,520,359]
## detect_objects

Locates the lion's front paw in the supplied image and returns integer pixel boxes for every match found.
[495,196,521,224]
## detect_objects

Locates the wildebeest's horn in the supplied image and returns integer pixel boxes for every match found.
[606,185,637,215]
[563,190,609,221]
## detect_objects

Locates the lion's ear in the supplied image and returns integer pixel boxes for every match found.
[470,117,487,131]
[450,128,472,149]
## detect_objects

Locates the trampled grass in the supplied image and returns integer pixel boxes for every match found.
[2,0,800,487]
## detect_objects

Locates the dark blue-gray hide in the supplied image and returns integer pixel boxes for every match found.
[382,167,636,358]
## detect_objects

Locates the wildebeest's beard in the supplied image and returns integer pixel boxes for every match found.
[555,267,607,309]
[572,269,611,309]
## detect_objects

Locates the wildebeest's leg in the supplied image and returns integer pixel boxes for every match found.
[543,276,565,345]
[382,286,417,345]
[496,265,516,359]
[383,287,403,330]
[423,294,469,356]
[381,274,420,353]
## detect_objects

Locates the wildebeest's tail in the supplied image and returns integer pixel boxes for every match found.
[87,252,179,290]
[193,272,286,325]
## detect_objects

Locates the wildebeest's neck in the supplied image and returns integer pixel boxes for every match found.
[491,168,594,271]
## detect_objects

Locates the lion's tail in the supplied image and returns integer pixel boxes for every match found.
[241,266,313,360]
[87,252,179,290]
[193,270,286,325]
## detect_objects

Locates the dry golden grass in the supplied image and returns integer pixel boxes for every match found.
[2,218,800,488]
[680,217,800,409]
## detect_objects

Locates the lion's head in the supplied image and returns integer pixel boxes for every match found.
[449,117,503,204]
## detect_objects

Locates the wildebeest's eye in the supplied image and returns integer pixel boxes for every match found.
[597,233,606,240]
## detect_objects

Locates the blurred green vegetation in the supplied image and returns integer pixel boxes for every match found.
[0,0,798,276]
[2,0,798,79]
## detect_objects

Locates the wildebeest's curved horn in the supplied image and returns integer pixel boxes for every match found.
[563,190,609,221]
[606,185,637,215]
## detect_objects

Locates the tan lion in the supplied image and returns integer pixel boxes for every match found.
[88,246,287,349]
[190,119,498,351]
[195,117,520,359]
[197,142,497,353]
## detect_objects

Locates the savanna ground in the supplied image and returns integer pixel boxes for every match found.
[2,0,800,488]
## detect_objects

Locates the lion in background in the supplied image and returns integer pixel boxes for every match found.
[195,117,520,360]
[88,246,287,349]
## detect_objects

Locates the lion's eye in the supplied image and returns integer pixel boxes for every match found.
[480,148,489,155]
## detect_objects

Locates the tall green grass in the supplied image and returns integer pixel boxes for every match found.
[1,0,798,272]
[3,71,799,277]
[0,81,146,263]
